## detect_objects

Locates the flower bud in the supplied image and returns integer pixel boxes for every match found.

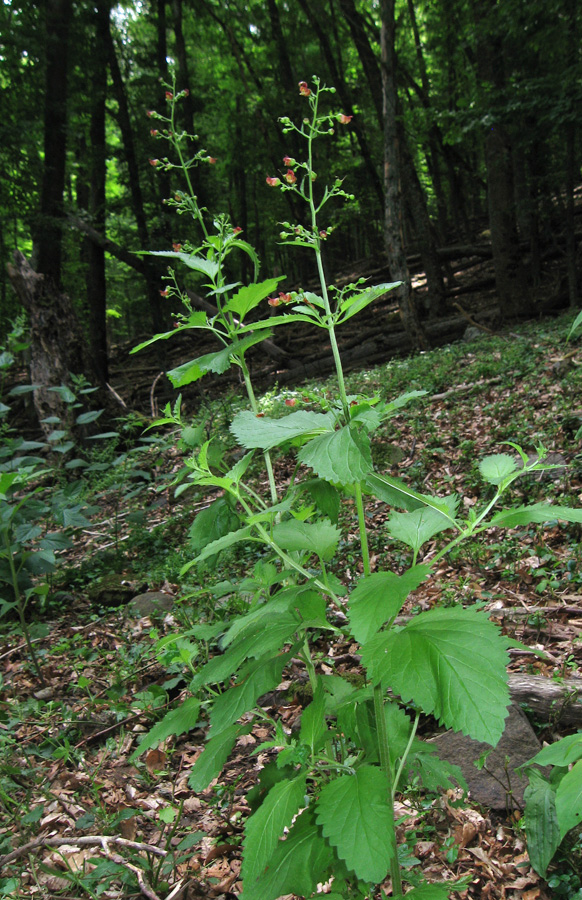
[233,226,242,234]
[266,176,281,187]
[268,297,280,306]
[208,157,217,164]
[160,288,169,297]
[172,243,182,251]
[165,91,173,100]
[150,129,159,137]
[285,398,297,407]
[283,156,296,166]
[149,158,159,167]
[338,113,353,124]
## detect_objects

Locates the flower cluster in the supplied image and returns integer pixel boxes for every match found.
[267,292,293,307]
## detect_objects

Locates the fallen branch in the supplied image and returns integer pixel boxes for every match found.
[430,376,502,402]
[0,834,167,871]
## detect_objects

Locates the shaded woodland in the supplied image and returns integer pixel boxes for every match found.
[1,0,582,426]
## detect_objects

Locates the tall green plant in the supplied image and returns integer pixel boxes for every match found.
[134,78,582,898]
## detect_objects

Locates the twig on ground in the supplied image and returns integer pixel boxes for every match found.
[0,834,167,870]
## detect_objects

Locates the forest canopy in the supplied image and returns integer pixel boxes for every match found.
[1,0,581,374]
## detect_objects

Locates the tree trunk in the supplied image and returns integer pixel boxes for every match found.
[6,253,118,439]
[473,0,528,319]
[380,0,427,348]
[106,15,167,333]
[86,0,109,384]
[33,0,72,287]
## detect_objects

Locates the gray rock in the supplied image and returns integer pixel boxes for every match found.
[430,704,541,811]
[127,591,175,617]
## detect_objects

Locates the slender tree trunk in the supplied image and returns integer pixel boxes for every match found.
[106,15,167,332]
[380,0,426,348]
[473,0,528,319]
[86,0,109,384]
[33,0,72,287]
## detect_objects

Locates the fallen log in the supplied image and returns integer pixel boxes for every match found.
[507,673,582,727]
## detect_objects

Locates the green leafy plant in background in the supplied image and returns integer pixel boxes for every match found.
[134,78,582,898]
[522,733,582,879]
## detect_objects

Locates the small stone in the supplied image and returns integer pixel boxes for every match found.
[127,591,175,617]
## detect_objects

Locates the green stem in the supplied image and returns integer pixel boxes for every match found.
[392,710,420,801]
[354,483,371,577]
[373,683,403,897]
[240,360,278,506]
[302,636,318,693]
[4,532,44,685]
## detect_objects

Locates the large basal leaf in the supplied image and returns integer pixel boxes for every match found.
[230,409,335,450]
[524,771,560,876]
[347,565,431,644]
[130,698,200,761]
[489,503,582,528]
[208,652,291,737]
[387,506,455,554]
[272,518,341,562]
[556,759,582,838]
[222,277,284,320]
[248,809,333,900]
[297,423,373,484]
[241,773,307,889]
[315,765,394,883]
[167,332,268,388]
[188,723,252,792]
[361,606,510,745]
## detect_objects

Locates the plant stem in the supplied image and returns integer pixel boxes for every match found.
[4,533,44,685]
[373,683,403,897]
[355,483,371,577]
[240,360,278,505]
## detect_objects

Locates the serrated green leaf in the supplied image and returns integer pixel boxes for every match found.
[130,698,200,761]
[524,771,560,875]
[272,518,341,562]
[189,498,240,554]
[298,423,373,484]
[208,652,292,737]
[556,759,582,838]
[299,681,328,754]
[188,723,252,792]
[348,565,431,644]
[304,478,341,523]
[131,314,208,353]
[167,332,268,388]
[361,607,510,745]
[248,809,333,900]
[181,525,255,574]
[146,250,219,279]
[230,409,335,450]
[366,474,460,521]
[479,453,519,484]
[242,773,307,888]
[489,503,582,528]
[315,766,394,882]
[222,278,284,320]
[383,389,427,415]
[338,282,401,323]
[387,506,454,554]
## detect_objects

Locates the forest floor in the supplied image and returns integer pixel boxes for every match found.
[1,305,582,900]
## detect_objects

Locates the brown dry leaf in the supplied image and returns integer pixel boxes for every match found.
[145,747,167,773]
[522,889,540,900]
[454,822,478,848]
[119,815,137,840]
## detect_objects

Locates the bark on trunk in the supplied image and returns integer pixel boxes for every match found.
[34,0,72,287]
[6,253,118,439]
[380,0,427,348]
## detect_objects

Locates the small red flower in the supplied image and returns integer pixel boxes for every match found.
[150,129,159,137]
[283,156,296,166]
[160,288,169,297]
[266,176,281,187]
[149,158,159,166]
[172,243,182,251]
[256,413,265,417]
[208,157,217,164]
[298,81,311,97]
[233,226,242,234]
[268,297,281,307]
[278,292,292,304]
[146,109,154,117]
[319,231,328,239]
[284,169,297,185]
[183,88,190,97]
[338,113,353,124]
[285,398,297,407]
[165,91,173,100]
